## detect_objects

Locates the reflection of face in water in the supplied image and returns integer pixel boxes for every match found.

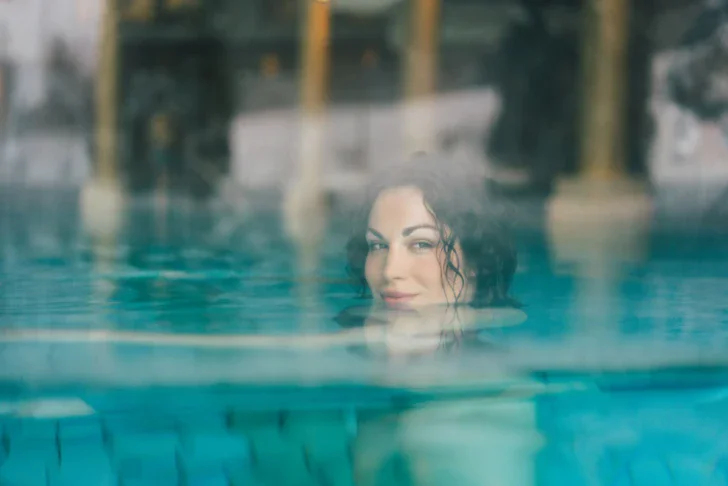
[362,305,464,357]
[336,299,527,359]
[364,186,473,310]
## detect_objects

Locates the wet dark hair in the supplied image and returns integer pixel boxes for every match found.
[344,153,520,309]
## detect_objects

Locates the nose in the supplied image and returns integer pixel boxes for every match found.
[383,246,409,282]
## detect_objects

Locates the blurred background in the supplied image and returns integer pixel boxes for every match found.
[0,0,723,205]
[1,0,728,337]
[3,3,728,486]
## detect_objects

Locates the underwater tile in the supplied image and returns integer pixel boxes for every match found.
[58,417,104,442]
[180,432,250,469]
[52,442,116,486]
[0,441,52,486]
[182,468,230,486]
[6,418,57,441]
[627,456,673,486]
[668,456,720,486]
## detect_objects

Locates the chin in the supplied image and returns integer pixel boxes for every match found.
[385,301,418,311]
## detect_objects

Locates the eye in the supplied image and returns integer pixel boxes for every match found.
[412,240,435,251]
[367,241,387,252]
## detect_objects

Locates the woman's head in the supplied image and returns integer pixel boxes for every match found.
[346,153,518,309]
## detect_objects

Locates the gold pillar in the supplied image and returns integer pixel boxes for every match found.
[81,0,125,366]
[547,0,651,333]
[403,0,440,155]
[579,0,630,181]
[283,0,332,322]
[301,0,331,114]
[95,0,120,184]
[82,0,124,248]
[298,0,331,187]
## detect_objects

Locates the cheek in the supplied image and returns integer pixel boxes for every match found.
[363,254,378,287]
[418,253,448,287]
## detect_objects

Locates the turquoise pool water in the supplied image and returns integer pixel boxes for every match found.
[2,190,728,485]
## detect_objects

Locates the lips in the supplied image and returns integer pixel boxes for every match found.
[381,291,418,307]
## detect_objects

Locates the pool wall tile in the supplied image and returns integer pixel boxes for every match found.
[0,440,53,486]
[179,432,250,470]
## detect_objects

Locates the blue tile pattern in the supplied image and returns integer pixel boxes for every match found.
[0,387,723,486]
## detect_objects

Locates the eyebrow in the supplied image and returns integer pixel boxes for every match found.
[366,224,438,239]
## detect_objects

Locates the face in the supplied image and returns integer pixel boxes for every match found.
[364,186,472,309]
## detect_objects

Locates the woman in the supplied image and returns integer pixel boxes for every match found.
[337,152,526,354]
[339,153,540,486]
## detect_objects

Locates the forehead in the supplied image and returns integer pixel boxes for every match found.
[368,186,436,230]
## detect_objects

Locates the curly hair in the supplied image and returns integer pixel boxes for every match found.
[344,153,520,309]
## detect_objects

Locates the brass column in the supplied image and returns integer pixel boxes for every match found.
[299,0,331,187]
[403,0,441,155]
[283,0,333,323]
[579,0,630,181]
[84,0,124,342]
[95,0,120,184]
[547,0,651,334]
